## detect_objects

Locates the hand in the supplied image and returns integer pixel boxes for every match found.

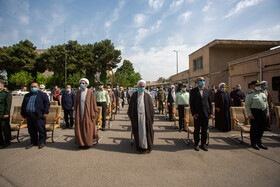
[216,108,220,112]
[176,108,178,110]
[72,107,74,110]
[43,114,48,118]
[193,114,199,119]
[106,105,109,109]
[266,115,270,118]
[3,115,9,119]
[209,114,214,119]
[248,116,254,119]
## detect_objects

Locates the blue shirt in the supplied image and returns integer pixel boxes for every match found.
[26,93,37,112]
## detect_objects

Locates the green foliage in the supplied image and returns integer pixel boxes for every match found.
[67,72,86,87]
[9,71,34,87]
[36,72,52,86]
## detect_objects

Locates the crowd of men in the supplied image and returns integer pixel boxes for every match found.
[0,76,275,153]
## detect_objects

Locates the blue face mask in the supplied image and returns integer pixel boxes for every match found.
[139,87,145,93]
[31,88,38,93]
[199,81,205,87]
[92,88,95,91]
[80,83,85,89]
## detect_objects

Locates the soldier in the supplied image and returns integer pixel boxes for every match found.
[0,80,12,149]
[96,83,110,131]
[245,80,269,150]
[157,86,166,114]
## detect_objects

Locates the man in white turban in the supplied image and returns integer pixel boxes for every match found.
[128,80,154,153]
[73,78,99,148]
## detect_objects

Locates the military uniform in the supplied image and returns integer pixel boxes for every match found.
[0,89,12,147]
[96,89,110,130]
[245,80,269,149]
[157,89,166,114]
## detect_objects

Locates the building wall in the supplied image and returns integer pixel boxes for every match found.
[229,48,280,103]
[170,70,189,85]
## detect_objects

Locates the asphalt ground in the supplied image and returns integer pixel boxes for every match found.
[0,96,279,187]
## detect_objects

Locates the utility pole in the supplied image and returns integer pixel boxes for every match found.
[64,24,67,88]
[173,50,178,74]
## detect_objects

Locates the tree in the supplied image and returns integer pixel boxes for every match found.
[9,71,34,88]
[93,39,121,85]
[36,72,52,87]
[0,40,38,80]
[67,72,85,87]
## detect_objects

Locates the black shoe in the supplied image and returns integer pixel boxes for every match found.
[1,142,11,149]
[257,144,268,150]
[69,126,73,129]
[179,129,182,132]
[200,145,208,151]
[251,144,260,150]
[194,145,199,151]
[26,144,35,149]
[63,126,69,129]
[101,128,105,131]
[38,143,45,149]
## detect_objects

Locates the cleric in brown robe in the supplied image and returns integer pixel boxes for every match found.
[215,83,232,132]
[74,78,98,148]
[128,80,154,153]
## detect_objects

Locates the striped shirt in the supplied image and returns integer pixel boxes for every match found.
[26,94,37,112]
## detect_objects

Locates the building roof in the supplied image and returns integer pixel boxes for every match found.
[189,39,280,56]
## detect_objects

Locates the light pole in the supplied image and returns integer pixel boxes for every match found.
[173,50,178,74]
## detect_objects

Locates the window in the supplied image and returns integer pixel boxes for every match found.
[193,56,203,71]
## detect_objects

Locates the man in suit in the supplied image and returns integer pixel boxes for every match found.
[21,83,50,149]
[61,85,76,129]
[190,77,213,151]
[167,85,176,121]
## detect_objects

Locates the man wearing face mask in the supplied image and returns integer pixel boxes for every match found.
[107,85,116,119]
[0,80,12,149]
[231,84,245,106]
[175,85,189,131]
[245,80,269,150]
[128,80,154,153]
[96,83,110,131]
[157,86,166,115]
[167,85,176,121]
[21,83,50,149]
[260,81,273,130]
[113,87,119,114]
[73,78,98,148]
[214,83,232,132]
[61,85,76,129]
[190,77,213,151]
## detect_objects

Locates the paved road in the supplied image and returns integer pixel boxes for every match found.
[0,96,280,186]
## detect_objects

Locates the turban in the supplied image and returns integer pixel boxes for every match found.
[80,78,89,85]
[137,80,146,86]
[260,81,267,84]
[171,85,175,88]
[219,83,226,88]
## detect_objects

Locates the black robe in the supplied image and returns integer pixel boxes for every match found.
[215,90,232,131]
[128,92,154,151]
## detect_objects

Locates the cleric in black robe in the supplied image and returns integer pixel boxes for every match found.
[215,83,232,131]
[128,80,154,153]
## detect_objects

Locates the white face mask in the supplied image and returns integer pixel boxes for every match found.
[182,88,186,92]
[66,88,71,92]
[255,86,261,91]
[237,87,241,90]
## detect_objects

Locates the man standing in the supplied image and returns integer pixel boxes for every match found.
[209,85,216,102]
[167,85,176,121]
[21,83,50,149]
[126,87,131,105]
[74,78,98,148]
[96,83,110,131]
[113,87,119,114]
[157,86,166,114]
[190,77,213,151]
[128,80,154,153]
[0,80,12,149]
[107,85,116,119]
[120,87,125,107]
[175,85,189,132]
[245,80,269,150]
[231,84,245,106]
[52,85,60,105]
[62,85,76,129]
[260,81,273,130]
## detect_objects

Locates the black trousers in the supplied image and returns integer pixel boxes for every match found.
[250,108,266,145]
[64,109,73,127]
[97,102,107,128]
[53,97,60,105]
[168,102,173,120]
[27,114,46,145]
[0,118,11,145]
[194,115,208,146]
[178,105,188,129]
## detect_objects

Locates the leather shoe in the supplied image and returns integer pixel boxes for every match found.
[251,144,260,150]
[38,143,45,149]
[1,142,11,149]
[101,128,105,131]
[257,144,268,150]
[26,144,35,149]
[200,145,208,151]
[179,129,182,132]
[194,145,199,151]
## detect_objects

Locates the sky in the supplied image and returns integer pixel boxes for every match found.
[0,0,280,81]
